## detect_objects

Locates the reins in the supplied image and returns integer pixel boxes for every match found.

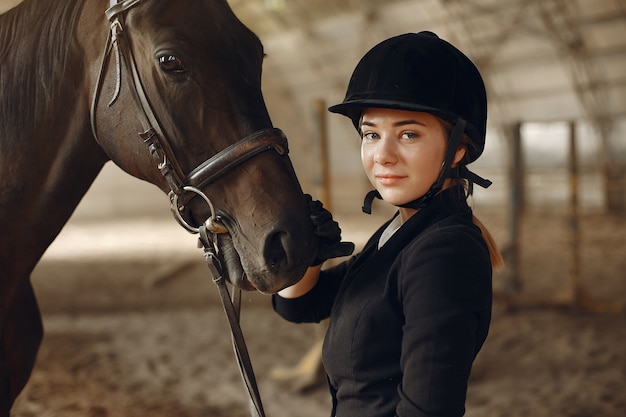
[89,1,281,416]
[198,225,266,417]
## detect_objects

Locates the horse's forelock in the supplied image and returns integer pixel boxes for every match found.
[0,0,84,141]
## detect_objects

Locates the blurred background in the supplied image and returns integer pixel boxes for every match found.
[3,0,625,416]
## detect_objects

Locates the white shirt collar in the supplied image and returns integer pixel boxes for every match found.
[378,215,402,249]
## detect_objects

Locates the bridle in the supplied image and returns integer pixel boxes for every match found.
[90,0,289,234]
[89,1,283,416]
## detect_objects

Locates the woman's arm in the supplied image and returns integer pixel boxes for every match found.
[272,260,349,323]
[277,265,321,299]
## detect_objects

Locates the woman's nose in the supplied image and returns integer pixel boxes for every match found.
[374,137,397,165]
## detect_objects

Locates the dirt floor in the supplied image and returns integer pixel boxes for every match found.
[10,206,626,417]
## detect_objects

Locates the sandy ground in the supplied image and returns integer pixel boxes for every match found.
[10,206,626,417]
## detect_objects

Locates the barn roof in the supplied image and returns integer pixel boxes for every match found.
[230,0,626,127]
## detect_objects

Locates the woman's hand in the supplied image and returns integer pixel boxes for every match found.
[278,196,354,299]
[307,194,355,266]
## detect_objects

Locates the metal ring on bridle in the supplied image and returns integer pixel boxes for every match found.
[171,186,228,234]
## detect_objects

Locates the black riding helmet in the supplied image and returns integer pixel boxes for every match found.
[329,31,492,213]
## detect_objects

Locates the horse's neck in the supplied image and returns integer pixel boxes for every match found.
[0,0,108,274]
[0,98,106,276]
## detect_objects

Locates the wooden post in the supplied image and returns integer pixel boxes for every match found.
[568,121,581,306]
[507,122,524,292]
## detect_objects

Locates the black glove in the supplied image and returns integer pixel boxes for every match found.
[306,194,355,266]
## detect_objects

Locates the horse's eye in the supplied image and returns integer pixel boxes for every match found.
[158,55,186,73]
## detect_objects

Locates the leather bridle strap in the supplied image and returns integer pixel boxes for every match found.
[105,0,141,20]
[185,128,288,191]
[199,227,266,417]
[91,0,186,195]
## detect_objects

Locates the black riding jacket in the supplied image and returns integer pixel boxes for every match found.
[273,186,492,417]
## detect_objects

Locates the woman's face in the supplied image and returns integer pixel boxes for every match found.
[360,108,455,208]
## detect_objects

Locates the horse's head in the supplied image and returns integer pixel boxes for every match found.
[83,0,318,293]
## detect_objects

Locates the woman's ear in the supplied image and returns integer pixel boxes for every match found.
[453,146,467,166]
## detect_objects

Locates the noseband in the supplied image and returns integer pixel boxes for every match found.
[90,0,289,234]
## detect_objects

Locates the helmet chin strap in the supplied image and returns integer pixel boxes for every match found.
[362,118,492,214]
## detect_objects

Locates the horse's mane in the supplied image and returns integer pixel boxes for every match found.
[0,0,85,142]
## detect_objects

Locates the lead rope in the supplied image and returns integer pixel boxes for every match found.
[198,226,267,417]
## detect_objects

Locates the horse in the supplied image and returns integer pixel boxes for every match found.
[0,0,321,413]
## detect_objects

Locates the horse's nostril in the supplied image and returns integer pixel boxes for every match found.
[265,231,289,272]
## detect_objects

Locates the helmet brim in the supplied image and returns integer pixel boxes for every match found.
[328,98,457,126]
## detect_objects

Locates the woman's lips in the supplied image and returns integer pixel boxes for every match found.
[376,174,405,186]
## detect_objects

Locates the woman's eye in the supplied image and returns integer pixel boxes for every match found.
[158,55,187,73]
[402,131,418,139]
[362,132,379,141]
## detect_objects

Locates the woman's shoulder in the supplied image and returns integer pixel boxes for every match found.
[409,213,488,260]
[397,212,491,281]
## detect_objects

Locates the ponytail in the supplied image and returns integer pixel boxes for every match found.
[472,215,505,272]
[439,117,505,272]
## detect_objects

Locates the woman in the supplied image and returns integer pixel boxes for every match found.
[273,31,503,417]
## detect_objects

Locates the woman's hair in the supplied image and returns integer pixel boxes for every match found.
[439,118,505,271]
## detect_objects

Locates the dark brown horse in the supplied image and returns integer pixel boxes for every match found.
[0,0,319,413]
